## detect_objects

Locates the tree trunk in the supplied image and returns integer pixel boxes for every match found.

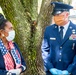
[63,0,72,4]
[0,0,35,75]
[36,0,63,75]
[0,0,64,75]
[35,0,53,75]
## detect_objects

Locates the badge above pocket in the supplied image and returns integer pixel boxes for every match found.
[50,37,56,40]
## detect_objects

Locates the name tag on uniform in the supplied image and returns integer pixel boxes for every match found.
[50,37,56,40]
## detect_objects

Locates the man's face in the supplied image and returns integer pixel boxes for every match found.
[53,11,69,26]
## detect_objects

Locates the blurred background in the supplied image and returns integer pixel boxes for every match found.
[0,0,75,75]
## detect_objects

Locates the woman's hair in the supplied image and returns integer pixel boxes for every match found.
[0,13,8,30]
[0,20,8,30]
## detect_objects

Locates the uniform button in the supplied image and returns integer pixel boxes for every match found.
[60,46,62,48]
[55,26,57,28]
[59,59,61,61]
[60,53,62,55]
[60,46,62,49]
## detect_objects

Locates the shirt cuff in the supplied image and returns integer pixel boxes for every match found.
[19,65,26,72]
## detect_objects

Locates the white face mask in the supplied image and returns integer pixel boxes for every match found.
[6,30,15,41]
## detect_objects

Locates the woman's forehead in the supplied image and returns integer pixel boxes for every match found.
[5,21,13,28]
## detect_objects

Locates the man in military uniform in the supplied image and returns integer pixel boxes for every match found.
[41,2,76,75]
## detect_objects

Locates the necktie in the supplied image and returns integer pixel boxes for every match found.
[59,26,64,39]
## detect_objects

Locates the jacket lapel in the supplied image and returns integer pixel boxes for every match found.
[53,25,61,44]
[61,22,75,45]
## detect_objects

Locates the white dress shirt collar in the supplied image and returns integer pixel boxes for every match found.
[58,21,70,38]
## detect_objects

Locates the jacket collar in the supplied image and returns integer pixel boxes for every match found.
[53,21,75,45]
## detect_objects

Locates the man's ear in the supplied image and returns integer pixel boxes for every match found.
[66,12,69,17]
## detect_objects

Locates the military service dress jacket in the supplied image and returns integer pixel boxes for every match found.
[41,21,76,75]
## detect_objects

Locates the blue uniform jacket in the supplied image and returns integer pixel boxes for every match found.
[41,21,76,75]
[0,42,26,75]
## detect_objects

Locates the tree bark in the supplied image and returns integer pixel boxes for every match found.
[35,0,52,75]
[36,0,63,75]
[0,0,64,75]
[0,0,32,75]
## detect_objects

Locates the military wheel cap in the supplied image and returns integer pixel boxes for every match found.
[51,2,73,16]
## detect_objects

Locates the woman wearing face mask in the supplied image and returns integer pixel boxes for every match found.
[41,2,76,75]
[0,13,26,75]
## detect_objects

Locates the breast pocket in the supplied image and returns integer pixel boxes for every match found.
[49,37,59,51]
